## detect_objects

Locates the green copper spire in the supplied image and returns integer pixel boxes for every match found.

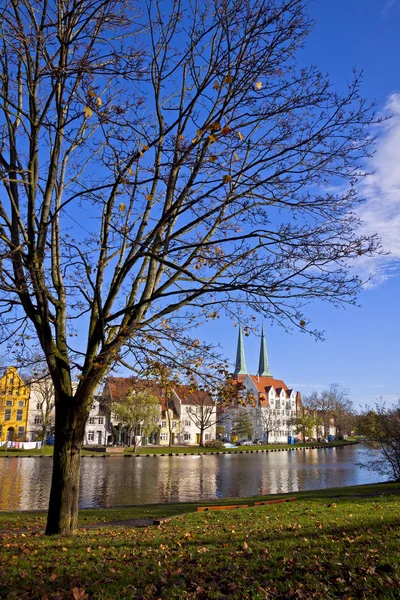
[234,326,248,376]
[258,325,272,377]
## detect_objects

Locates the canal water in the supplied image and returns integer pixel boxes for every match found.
[0,445,383,511]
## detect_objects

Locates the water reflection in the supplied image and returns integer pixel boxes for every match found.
[0,446,384,512]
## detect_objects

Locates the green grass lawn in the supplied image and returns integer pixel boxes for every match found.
[0,439,357,457]
[0,482,399,599]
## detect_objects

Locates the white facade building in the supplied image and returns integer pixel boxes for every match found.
[83,397,112,446]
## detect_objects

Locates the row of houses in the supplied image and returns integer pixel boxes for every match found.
[0,328,310,447]
[0,367,218,447]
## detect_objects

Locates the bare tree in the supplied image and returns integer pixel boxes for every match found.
[32,378,56,443]
[324,383,354,439]
[0,0,381,534]
[179,388,216,447]
[357,403,400,481]
[304,384,354,439]
[260,407,280,443]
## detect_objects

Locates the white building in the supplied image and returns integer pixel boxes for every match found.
[27,380,111,445]
[220,327,300,443]
[26,378,55,441]
[83,396,112,446]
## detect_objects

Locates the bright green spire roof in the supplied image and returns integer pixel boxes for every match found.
[258,325,272,377]
[234,326,248,376]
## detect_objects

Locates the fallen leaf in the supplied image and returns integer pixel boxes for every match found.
[72,587,88,600]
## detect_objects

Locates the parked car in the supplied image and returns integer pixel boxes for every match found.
[252,439,265,445]
[223,442,237,449]
[239,440,253,446]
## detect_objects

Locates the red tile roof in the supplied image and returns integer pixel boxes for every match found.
[248,375,289,394]
[174,385,214,406]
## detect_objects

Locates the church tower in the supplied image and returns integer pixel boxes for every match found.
[257,325,272,377]
[234,326,248,377]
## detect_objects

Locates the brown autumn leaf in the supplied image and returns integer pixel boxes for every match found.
[72,588,88,600]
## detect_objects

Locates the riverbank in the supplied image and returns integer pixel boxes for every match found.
[0,482,399,599]
[0,438,357,457]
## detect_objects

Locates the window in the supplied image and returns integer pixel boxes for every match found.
[172,421,177,428]
[160,432,168,441]
[1,390,5,395]
[88,417,95,424]
[36,402,41,410]
[161,420,167,428]
[88,431,94,441]
[34,415,42,425]
[16,390,20,396]
[184,433,191,441]
[184,420,191,427]
[18,426,24,435]
[16,410,23,421]
[6,400,12,407]
[4,409,11,421]
[9,378,14,385]
[8,390,12,395]
[18,401,24,407]
[0,425,2,437]
[98,417,104,425]
[205,433,210,441]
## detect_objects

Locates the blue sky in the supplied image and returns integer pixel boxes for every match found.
[197,0,400,408]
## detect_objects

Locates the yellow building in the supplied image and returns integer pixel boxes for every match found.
[0,367,29,443]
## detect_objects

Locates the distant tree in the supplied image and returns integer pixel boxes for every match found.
[21,357,56,443]
[232,409,254,441]
[182,389,217,447]
[357,403,400,481]
[112,391,160,452]
[324,383,354,439]
[291,411,317,441]
[32,378,56,444]
[303,384,353,439]
[260,408,280,443]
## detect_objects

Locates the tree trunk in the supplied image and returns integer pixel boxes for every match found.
[45,398,87,536]
[199,426,204,447]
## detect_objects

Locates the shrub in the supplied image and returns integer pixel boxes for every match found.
[204,439,225,449]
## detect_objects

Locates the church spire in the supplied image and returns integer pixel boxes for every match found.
[258,325,272,377]
[234,326,248,376]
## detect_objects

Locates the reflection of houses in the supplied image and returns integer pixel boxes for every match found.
[220,327,300,443]
[0,367,29,444]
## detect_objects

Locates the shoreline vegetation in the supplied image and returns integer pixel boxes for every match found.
[1,481,399,599]
[0,438,357,458]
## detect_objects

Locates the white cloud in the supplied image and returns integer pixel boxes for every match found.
[355,93,400,285]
